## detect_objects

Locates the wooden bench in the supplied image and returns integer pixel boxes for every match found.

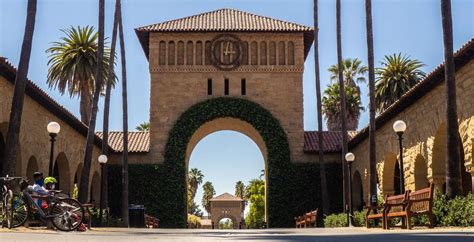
[294,209,318,228]
[366,192,408,229]
[384,192,409,229]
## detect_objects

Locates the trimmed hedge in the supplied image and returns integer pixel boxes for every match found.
[108,97,343,228]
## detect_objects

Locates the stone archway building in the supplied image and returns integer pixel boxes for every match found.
[210,193,244,229]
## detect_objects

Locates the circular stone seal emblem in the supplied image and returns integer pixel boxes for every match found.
[210,34,242,70]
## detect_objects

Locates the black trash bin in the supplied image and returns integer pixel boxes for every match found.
[129,204,145,228]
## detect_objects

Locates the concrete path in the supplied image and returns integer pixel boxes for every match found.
[0,227,473,241]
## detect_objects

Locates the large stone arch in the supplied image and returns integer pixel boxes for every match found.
[430,123,446,189]
[352,170,363,211]
[382,153,398,195]
[215,214,239,229]
[459,117,474,194]
[159,97,291,228]
[25,156,39,183]
[90,171,100,206]
[53,152,71,194]
[414,154,429,190]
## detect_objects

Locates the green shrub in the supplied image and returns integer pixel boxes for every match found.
[353,211,366,227]
[187,214,201,229]
[324,213,347,227]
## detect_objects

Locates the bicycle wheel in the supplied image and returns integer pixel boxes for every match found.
[50,198,84,231]
[10,194,29,228]
[4,190,12,229]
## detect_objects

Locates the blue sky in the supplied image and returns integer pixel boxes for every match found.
[1,0,472,215]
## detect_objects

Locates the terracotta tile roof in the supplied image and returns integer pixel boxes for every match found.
[135,8,314,60]
[0,57,105,149]
[210,192,243,201]
[350,38,474,148]
[304,131,358,153]
[96,131,150,153]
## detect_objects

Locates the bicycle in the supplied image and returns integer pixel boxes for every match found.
[0,176,24,229]
[1,176,85,231]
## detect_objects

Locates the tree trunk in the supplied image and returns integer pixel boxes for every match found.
[100,0,120,220]
[79,79,92,124]
[336,0,349,211]
[78,0,105,204]
[365,0,378,206]
[441,0,462,199]
[2,0,37,176]
[118,0,130,227]
[313,0,329,216]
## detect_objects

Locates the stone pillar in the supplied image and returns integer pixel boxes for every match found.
[429,174,445,191]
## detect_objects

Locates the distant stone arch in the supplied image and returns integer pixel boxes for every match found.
[25,156,39,183]
[53,152,71,194]
[186,41,194,65]
[241,41,249,65]
[278,41,286,65]
[352,170,364,211]
[382,153,398,195]
[288,41,295,65]
[74,163,83,186]
[204,41,212,65]
[195,41,203,65]
[269,41,276,65]
[158,41,166,65]
[259,41,267,65]
[177,41,185,65]
[168,41,176,65]
[430,123,446,190]
[250,41,258,65]
[414,154,429,190]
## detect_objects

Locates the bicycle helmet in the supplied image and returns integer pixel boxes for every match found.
[44,177,57,185]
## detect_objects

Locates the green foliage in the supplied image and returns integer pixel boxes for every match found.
[219,218,233,229]
[375,53,425,112]
[353,211,366,227]
[188,168,204,214]
[187,214,201,229]
[201,181,215,215]
[188,201,203,217]
[245,179,265,229]
[72,183,78,200]
[136,122,150,131]
[322,83,365,131]
[235,181,245,199]
[324,213,348,227]
[328,58,368,87]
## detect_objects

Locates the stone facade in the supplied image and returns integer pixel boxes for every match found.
[0,74,102,204]
[350,59,474,203]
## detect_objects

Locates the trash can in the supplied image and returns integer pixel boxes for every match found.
[129,204,145,228]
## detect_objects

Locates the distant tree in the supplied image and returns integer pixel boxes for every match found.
[46,25,116,123]
[201,181,215,215]
[328,58,368,88]
[322,83,364,131]
[188,201,203,217]
[188,168,204,201]
[375,53,425,112]
[136,121,150,131]
[235,181,245,199]
[245,179,265,229]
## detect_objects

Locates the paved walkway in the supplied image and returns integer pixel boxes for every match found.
[0,227,473,241]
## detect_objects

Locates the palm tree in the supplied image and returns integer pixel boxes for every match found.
[188,168,204,201]
[365,0,377,206]
[46,26,116,123]
[201,181,215,215]
[235,181,245,199]
[375,53,425,112]
[441,0,462,198]
[116,0,130,226]
[2,0,37,176]
[328,58,368,88]
[336,0,349,212]
[322,83,364,131]
[78,0,105,205]
[100,0,120,224]
[136,122,150,131]
[313,0,330,216]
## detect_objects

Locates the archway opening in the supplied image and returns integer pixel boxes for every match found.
[382,153,398,195]
[187,122,265,229]
[414,155,429,190]
[394,160,401,195]
[0,131,5,175]
[352,170,364,211]
[90,171,100,205]
[53,152,71,194]
[26,156,39,184]
[218,217,235,229]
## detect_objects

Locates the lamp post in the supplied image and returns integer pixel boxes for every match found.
[98,154,108,227]
[345,152,355,227]
[47,122,60,176]
[393,120,407,194]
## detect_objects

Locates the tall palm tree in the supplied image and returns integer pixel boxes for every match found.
[78,0,105,204]
[328,58,368,88]
[375,53,425,112]
[46,26,116,123]
[441,0,462,198]
[188,168,204,201]
[2,0,37,176]
[335,0,349,212]
[365,0,377,206]
[201,181,215,215]
[117,0,130,226]
[136,122,150,131]
[313,0,329,216]
[235,181,245,199]
[322,83,364,131]
[100,0,120,225]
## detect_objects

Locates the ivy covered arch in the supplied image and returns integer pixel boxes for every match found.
[158,97,293,228]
